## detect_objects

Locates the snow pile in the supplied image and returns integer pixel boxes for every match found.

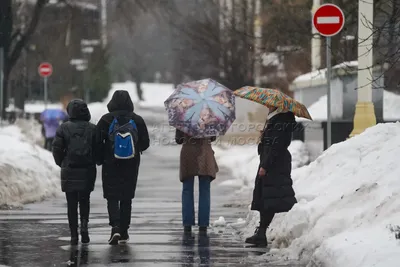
[0,126,59,208]
[292,61,357,84]
[242,123,400,267]
[300,90,400,122]
[13,119,45,146]
[213,216,227,227]
[214,140,310,189]
[382,90,400,121]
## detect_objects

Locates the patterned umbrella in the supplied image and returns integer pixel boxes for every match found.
[234,86,312,120]
[164,79,236,138]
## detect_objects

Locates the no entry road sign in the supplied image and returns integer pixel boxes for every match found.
[38,62,53,77]
[313,4,345,37]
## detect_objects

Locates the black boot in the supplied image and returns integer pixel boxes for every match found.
[70,228,79,246]
[119,229,130,244]
[199,226,207,235]
[245,227,267,247]
[108,226,120,245]
[184,226,192,234]
[80,219,90,244]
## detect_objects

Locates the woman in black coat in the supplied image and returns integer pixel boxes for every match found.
[96,90,150,245]
[245,107,297,247]
[52,99,97,245]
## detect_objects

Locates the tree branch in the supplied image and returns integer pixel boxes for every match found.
[7,0,47,74]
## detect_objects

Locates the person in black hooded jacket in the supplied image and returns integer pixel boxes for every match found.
[52,99,97,246]
[96,90,150,245]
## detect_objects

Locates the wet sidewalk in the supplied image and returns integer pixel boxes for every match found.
[0,145,281,267]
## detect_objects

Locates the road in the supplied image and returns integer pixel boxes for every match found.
[0,106,302,266]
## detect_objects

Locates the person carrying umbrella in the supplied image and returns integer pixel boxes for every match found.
[165,79,236,234]
[40,108,68,151]
[234,86,312,247]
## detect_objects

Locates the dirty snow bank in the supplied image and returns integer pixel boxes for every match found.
[240,123,400,267]
[0,125,59,208]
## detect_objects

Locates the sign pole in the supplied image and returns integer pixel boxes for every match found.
[44,76,48,109]
[0,47,3,123]
[312,3,344,149]
[326,36,332,148]
[38,62,52,110]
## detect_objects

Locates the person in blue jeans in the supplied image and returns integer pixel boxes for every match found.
[175,129,219,234]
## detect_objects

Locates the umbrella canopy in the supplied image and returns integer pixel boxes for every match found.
[40,108,67,123]
[234,86,312,120]
[164,78,236,138]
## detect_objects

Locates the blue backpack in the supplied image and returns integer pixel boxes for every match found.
[108,117,139,159]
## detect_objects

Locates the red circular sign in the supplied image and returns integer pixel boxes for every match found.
[313,4,345,37]
[38,62,53,77]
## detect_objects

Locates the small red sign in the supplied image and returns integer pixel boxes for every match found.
[38,62,53,77]
[313,4,345,37]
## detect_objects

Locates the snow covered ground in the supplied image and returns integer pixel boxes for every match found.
[0,124,59,208]
[298,90,400,122]
[89,82,174,123]
[214,140,310,190]
[222,123,400,267]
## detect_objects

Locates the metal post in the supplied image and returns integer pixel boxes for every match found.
[253,0,262,87]
[326,36,332,148]
[0,47,3,122]
[44,76,48,109]
[311,0,321,71]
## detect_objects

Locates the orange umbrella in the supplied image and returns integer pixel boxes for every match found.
[234,86,312,120]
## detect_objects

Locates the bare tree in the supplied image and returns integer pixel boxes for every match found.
[108,0,173,99]
[0,0,47,115]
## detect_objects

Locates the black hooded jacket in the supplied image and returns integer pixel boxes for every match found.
[52,99,97,192]
[96,90,150,199]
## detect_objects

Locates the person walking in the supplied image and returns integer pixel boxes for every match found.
[245,106,297,247]
[175,129,219,234]
[41,109,67,151]
[52,99,97,245]
[96,90,150,245]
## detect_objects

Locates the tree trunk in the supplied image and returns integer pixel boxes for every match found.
[135,72,143,101]
[0,0,12,118]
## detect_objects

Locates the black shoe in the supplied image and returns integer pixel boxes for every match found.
[199,226,207,235]
[108,227,120,245]
[184,226,192,233]
[245,227,267,247]
[119,229,129,244]
[80,219,90,244]
[70,228,79,246]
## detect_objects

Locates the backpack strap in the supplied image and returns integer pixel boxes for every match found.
[129,119,138,130]
[108,117,118,135]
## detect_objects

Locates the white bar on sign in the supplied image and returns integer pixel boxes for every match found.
[317,16,340,24]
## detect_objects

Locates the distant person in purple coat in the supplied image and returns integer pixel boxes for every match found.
[40,109,68,151]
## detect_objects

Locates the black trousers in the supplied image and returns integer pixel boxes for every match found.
[65,192,91,230]
[107,199,132,230]
[260,210,275,229]
[44,138,54,151]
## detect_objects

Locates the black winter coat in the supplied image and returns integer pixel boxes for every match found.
[52,99,97,192]
[96,90,150,200]
[251,111,297,213]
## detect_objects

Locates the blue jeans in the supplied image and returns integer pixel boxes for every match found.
[182,176,211,227]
